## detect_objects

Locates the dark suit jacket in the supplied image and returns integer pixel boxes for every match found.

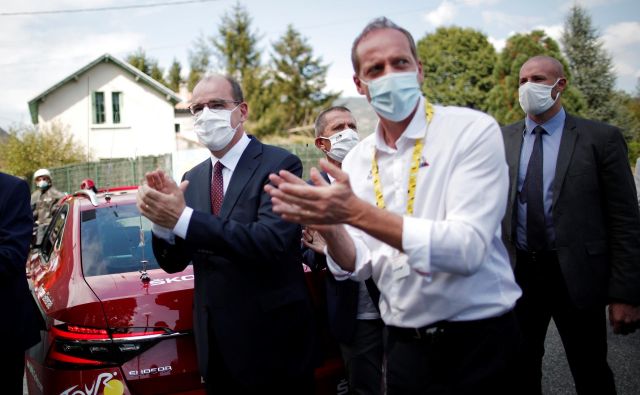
[502,113,640,309]
[152,137,315,385]
[0,172,42,351]
[302,171,361,344]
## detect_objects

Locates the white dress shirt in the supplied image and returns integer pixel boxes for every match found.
[327,97,521,328]
[153,134,251,242]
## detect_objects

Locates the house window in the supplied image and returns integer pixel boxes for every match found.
[174,123,180,133]
[92,92,105,124]
[112,92,122,124]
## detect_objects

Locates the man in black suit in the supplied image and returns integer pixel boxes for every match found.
[302,106,383,394]
[502,55,640,395]
[137,74,316,394]
[0,172,43,393]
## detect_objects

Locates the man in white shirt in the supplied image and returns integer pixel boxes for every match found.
[265,17,522,394]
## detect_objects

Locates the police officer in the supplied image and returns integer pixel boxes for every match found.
[30,168,65,244]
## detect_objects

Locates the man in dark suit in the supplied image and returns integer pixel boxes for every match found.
[137,74,316,394]
[302,106,384,394]
[0,172,43,393]
[502,55,640,395]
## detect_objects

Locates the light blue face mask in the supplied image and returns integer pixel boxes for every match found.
[361,71,421,122]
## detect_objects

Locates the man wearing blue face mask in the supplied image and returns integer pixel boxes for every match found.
[502,55,640,395]
[137,74,317,394]
[303,106,384,394]
[30,168,65,245]
[265,17,521,394]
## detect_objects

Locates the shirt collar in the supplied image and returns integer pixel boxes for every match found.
[374,96,428,153]
[524,107,566,136]
[210,133,251,172]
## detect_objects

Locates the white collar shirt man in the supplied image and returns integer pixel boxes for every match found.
[327,96,522,328]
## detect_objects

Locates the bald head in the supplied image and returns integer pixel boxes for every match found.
[193,74,244,103]
[521,55,565,80]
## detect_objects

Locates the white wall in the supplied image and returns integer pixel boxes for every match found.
[37,61,177,159]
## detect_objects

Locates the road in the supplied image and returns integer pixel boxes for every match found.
[23,318,639,394]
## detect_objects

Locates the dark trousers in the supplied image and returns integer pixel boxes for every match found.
[340,318,385,395]
[2,349,24,395]
[386,310,519,395]
[514,250,615,395]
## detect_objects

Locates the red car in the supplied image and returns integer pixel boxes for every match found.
[25,186,346,395]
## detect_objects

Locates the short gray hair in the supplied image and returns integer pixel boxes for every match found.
[197,73,244,102]
[314,106,352,137]
[351,17,418,74]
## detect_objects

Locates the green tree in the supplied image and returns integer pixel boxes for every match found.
[0,122,88,179]
[210,2,273,135]
[126,47,166,86]
[187,34,212,92]
[486,30,586,125]
[417,27,496,111]
[562,5,616,123]
[166,58,183,93]
[268,25,339,135]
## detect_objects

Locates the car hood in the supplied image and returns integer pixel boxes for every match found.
[83,267,194,332]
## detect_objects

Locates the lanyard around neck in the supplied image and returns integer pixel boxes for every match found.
[371,100,434,215]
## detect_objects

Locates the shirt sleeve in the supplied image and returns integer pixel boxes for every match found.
[403,115,508,276]
[326,225,373,281]
[150,206,193,243]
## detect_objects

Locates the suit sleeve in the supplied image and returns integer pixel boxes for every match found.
[602,128,640,304]
[152,234,192,274]
[0,179,34,279]
[183,153,303,264]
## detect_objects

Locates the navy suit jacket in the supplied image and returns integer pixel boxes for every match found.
[0,172,42,351]
[302,171,379,344]
[502,114,640,308]
[152,137,316,385]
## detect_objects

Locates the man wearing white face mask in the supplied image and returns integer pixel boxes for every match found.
[265,17,521,394]
[137,74,317,394]
[502,55,640,395]
[30,168,65,244]
[302,106,384,394]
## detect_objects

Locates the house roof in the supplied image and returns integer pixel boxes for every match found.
[28,53,182,124]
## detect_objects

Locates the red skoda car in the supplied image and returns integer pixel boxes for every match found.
[25,187,346,395]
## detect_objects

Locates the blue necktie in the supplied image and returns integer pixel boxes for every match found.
[522,126,547,251]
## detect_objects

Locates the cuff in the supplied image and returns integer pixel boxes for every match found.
[402,215,432,279]
[172,206,193,240]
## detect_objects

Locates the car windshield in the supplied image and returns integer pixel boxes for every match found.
[80,203,160,276]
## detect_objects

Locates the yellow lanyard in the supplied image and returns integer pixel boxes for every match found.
[372,100,434,215]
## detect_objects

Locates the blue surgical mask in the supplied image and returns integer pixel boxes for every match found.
[361,71,422,122]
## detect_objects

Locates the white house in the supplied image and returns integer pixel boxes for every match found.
[28,53,184,159]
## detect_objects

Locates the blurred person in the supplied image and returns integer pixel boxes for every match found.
[30,168,65,244]
[501,55,640,395]
[0,172,44,394]
[303,106,384,395]
[265,17,521,395]
[137,74,316,394]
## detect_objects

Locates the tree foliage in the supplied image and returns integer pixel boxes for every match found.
[562,5,616,123]
[187,34,213,92]
[126,48,166,86]
[0,122,88,180]
[267,25,339,135]
[417,27,496,111]
[166,58,183,93]
[486,30,586,125]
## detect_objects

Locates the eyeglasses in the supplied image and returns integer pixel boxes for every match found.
[189,99,239,115]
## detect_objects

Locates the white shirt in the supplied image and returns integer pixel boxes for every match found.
[153,134,251,241]
[327,97,521,328]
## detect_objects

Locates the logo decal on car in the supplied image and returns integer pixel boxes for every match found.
[149,274,194,286]
[60,372,123,395]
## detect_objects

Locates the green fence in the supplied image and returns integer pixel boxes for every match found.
[48,145,324,193]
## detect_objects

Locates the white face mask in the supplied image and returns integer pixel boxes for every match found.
[36,180,50,190]
[193,106,240,152]
[519,79,561,115]
[320,128,359,162]
[360,71,422,122]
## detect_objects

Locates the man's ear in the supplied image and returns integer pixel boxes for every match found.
[354,74,366,96]
[315,137,327,151]
[239,102,249,122]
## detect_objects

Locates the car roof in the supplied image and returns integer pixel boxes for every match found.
[69,186,139,210]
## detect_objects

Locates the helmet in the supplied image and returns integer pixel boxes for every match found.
[80,178,96,190]
[33,168,51,180]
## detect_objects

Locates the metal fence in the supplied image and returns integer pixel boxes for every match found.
[48,145,324,193]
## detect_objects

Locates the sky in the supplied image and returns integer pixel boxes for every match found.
[1,0,639,129]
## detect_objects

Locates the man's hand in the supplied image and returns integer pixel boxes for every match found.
[137,170,189,229]
[302,226,327,255]
[264,158,364,226]
[609,303,640,335]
